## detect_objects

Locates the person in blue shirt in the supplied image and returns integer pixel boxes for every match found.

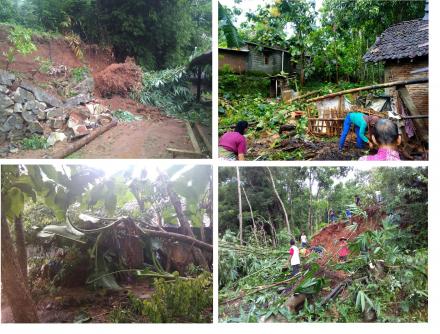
[339,112,380,151]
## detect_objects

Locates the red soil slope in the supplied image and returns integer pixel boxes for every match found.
[310,204,385,264]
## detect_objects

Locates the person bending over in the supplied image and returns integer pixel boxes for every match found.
[219,121,248,160]
[339,112,379,151]
[359,118,401,161]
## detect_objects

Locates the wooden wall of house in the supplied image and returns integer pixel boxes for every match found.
[219,51,247,73]
[384,57,429,117]
[248,45,284,74]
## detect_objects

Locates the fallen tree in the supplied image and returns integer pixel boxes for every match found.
[306,77,428,103]
[50,119,117,158]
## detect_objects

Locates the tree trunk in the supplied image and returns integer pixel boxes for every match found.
[141,228,213,252]
[14,214,28,280]
[242,185,257,243]
[266,167,291,236]
[1,215,39,323]
[163,175,209,270]
[236,167,243,245]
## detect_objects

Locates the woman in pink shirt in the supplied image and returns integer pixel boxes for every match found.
[219,121,248,160]
[359,119,401,161]
[338,238,349,262]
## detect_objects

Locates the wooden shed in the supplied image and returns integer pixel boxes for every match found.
[363,5,429,143]
[219,42,292,75]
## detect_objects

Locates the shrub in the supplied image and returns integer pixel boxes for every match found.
[20,134,48,150]
[133,273,212,323]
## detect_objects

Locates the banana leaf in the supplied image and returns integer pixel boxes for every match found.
[38,225,85,243]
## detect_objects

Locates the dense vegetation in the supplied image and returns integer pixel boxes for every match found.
[1,0,211,69]
[1,164,213,323]
[218,0,425,160]
[218,167,428,322]
[220,0,424,83]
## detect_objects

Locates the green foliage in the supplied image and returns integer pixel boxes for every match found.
[218,2,242,48]
[20,134,48,150]
[219,73,270,98]
[71,66,89,83]
[113,110,142,123]
[2,0,211,70]
[226,0,424,84]
[95,0,211,69]
[219,167,427,322]
[138,66,193,116]
[35,56,53,74]
[133,273,212,323]
[2,25,37,69]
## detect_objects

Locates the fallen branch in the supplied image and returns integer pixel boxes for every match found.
[306,78,428,103]
[320,278,351,306]
[166,148,206,158]
[221,272,302,305]
[291,89,321,101]
[141,228,213,252]
[50,119,117,159]
[186,121,202,153]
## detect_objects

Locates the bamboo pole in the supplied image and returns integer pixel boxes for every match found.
[306,77,428,103]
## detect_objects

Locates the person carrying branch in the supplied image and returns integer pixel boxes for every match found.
[359,118,401,161]
[339,112,380,151]
[288,239,301,276]
[219,120,248,160]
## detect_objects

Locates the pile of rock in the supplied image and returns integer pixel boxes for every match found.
[0,69,112,149]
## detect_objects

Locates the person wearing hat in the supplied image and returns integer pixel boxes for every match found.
[338,238,349,262]
[339,112,380,151]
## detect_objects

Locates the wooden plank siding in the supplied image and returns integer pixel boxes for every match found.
[219,51,248,73]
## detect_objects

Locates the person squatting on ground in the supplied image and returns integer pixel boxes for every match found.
[218,121,248,161]
[288,239,301,276]
[359,118,401,161]
[300,231,308,248]
[339,112,380,151]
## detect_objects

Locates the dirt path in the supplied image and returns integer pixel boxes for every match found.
[70,118,193,158]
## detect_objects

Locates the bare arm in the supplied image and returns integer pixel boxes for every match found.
[238,153,245,161]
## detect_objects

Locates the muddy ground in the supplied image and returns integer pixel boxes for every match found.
[1,26,206,159]
[1,280,153,323]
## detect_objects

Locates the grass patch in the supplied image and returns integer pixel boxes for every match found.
[20,134,48,150]
[113,110,142,123]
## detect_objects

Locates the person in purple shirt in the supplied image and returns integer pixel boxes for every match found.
[359,119,401,161]
[219,121,248,160]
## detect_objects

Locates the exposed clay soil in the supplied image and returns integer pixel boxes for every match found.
[310,205,384,265]
[94,58,142,98]
[1,25,201,159]
[0,25,113,89]
[1,280,154,323]
[71,119,193,159]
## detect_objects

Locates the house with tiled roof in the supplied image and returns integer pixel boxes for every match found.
[363,1,429,142]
